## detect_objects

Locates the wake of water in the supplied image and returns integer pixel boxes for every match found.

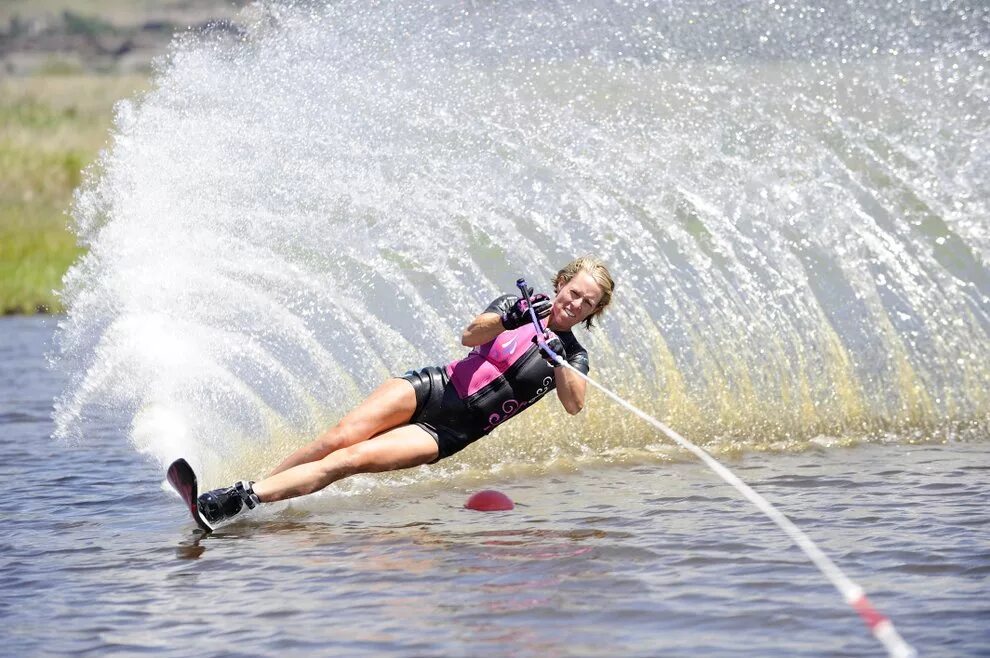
[53,0,990,482]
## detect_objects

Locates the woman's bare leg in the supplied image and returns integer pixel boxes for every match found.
[267,378,418,477]
[252,425,439,502]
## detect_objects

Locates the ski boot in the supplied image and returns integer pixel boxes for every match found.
[197,480,261,525]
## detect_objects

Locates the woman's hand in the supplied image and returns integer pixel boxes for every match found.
[532,330,564,366]
[532,330,585,413]
[501,293,551,330]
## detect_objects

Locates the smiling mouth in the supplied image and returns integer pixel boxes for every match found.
[562,308,575,318]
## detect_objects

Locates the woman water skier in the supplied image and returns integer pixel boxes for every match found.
[196,256,615,525]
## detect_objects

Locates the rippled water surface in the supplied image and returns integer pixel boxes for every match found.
[3,317,988,657]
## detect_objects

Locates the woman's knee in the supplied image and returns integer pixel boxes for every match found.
[319,441,375,478]
[334,438,417,476]
[315,420,364,454]
[348,440,393,472]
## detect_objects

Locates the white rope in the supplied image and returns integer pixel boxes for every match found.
[516,278,915,656]
[554,356,917,658]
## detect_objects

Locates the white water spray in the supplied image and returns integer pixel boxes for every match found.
[53,1,989,480]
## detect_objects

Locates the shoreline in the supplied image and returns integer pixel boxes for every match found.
[0,73,149,315]
[0,2,246,315]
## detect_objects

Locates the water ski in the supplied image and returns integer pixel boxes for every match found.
[166,458,213,533]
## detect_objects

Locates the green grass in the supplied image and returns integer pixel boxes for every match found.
[0,1,243,25]
[0,0,246,314]
[0,207,81,313]
[0,74,148,314]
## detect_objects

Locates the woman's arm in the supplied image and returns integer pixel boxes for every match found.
[553,364,587,414]
[461,312,505,347]
[464,294,552,347]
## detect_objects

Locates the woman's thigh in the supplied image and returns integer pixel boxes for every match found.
[331,378,419,446]
[345,423,440,472]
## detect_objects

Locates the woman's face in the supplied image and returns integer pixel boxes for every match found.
[548,270,604,331]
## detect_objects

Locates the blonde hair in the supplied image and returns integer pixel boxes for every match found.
[552,256,615,329]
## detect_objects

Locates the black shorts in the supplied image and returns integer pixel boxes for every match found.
[397,366,485,460]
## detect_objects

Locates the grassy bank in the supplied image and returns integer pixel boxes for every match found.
[0,74,147,314]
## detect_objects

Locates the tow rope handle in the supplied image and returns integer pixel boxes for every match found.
[515,277,564,364]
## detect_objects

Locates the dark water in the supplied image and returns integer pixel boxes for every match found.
[4,316,989,656]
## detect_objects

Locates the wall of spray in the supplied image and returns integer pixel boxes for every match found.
[52,1,989,481]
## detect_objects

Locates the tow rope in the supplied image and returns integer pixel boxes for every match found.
[516,277,916,658]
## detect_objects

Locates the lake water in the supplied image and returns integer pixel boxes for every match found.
[4,316,988,657]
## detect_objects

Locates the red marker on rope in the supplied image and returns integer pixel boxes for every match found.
[514,276,916,658]
[853,594,889,630]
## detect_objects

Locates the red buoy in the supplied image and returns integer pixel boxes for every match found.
[465,489,514,511]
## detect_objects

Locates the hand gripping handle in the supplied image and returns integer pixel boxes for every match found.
[516,277,562,364]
